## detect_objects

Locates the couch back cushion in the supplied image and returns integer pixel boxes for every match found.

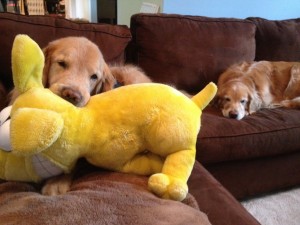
[248,17,300,61]
[128,14,256,94]
[0,12,131,89]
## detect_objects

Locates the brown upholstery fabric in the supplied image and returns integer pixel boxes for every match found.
[0,169,211,225]
[129,13,256,94]
[247,17,300,61]
[189,161,260,225]
[128,13,300,201]
[198,107,300,164]
[0,12,132,89]
[198,106,300,199]
[206,151,300,200]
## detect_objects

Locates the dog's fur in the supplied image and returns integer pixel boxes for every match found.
[10,37,114,106]
[110,64,152,85]
[214,61,300,120]
[7,36,151,195]
[9,37,151,107]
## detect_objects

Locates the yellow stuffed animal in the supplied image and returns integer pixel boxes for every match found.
[0,35,217,201]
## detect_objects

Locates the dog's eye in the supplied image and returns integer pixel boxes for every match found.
[240,99,247,104]
[58,61,67,68]
[90,74,98,81]
[225,97,231,102]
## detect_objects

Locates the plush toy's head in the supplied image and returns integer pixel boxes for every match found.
[0,35,217,201]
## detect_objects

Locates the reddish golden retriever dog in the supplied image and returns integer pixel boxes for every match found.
[214,61,300,120]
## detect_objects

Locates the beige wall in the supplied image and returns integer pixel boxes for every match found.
[117,0,163,26]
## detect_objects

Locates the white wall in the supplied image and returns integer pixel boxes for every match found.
[65,0,92,21]
[163,0,300,20]
[117,0,163,26]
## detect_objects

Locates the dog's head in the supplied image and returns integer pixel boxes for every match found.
[214,80,261,120]
[43,37,115,107]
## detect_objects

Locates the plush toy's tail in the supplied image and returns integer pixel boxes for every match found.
[12,34,44,94]
[192,82,217,110]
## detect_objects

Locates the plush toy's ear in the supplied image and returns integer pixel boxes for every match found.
[192,82,217,110]
[12,34,44,94]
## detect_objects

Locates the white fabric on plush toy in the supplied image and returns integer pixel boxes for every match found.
[0,105,12,151]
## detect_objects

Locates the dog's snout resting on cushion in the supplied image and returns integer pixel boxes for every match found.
[0,35,217,201]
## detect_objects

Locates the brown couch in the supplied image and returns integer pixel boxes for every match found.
[128,14,300,201]
[0,12,299,225]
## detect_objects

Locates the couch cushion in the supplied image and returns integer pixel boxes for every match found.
[0,169,211,225]
[128,13,256,94]
[205,151,300,200]
[0,12,131,89]
[247,17,300,61]
[197,107,300,164]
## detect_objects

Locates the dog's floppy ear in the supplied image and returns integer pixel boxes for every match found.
[42,45,52,88]
[210,94,222,108]
[102,63,116,91]
[92,63,116,94]
[247,90,262,114]
[209,85,225,108]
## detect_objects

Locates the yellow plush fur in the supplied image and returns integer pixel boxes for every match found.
[0,35,217,201]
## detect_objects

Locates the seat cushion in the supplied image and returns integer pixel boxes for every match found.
[0,12,132,89]
[0,169,211,225]
[197,107,300,164]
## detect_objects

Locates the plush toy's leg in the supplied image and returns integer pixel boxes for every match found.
[0,151,39,182]
[148,148,195,201]
[0,151,7,180]
[122,152,164,175]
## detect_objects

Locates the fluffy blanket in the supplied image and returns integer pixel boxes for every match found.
[0,167,211,225]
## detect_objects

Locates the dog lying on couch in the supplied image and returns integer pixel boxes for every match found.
[214,61,300,120]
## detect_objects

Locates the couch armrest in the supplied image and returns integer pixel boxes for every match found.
[189,161,260,225]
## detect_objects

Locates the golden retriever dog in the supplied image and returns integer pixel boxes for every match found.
[7,36,151,195]
[9,36,151,106]
[9,36,114,106]
[109,64,152,86]
[214,61,300,120]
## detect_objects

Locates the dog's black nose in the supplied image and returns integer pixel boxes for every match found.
[229,111,238,119]
[61,88,83,106]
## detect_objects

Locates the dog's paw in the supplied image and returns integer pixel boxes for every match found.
[41,174,72,196]
[148,173,188,201]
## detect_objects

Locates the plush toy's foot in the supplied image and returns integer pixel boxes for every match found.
[148,173,188,201]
